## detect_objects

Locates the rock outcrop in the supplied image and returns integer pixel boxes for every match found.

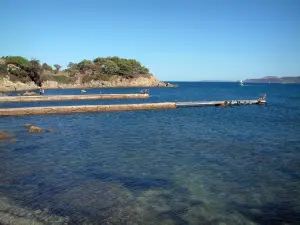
[0,77,38,92]
[24,124,53,133]
[0,74,176,92]
[27,125,44,133]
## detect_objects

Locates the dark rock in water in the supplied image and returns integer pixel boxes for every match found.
[23,91,38,96]
[24,124,34,129]
[28,126,44,133]
[45,127,54,132]
[53,180,136,224]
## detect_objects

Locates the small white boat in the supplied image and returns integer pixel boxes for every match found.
[239,80,244,86]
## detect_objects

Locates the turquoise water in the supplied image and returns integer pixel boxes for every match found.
[1,82,300,224]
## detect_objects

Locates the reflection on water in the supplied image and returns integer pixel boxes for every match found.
[1,82,300,224]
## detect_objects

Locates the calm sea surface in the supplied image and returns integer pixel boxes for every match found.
[0,82,300,224]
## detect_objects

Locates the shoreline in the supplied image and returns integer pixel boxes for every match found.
[1,84,177,93]
[0,77,177,92]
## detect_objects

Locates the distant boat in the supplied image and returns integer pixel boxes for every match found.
[239,80,244,86]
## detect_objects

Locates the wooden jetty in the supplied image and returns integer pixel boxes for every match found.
[0,99,266,116]
[0,93,149,103]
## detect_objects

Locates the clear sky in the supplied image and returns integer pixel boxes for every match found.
[1,0,299,81]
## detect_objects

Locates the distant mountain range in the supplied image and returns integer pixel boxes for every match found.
[244,76,300,83]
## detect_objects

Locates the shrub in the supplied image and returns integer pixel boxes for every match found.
[4,56,30,67]
[0,64,7,75]
[40,74,55,82]
[42,63,53,71]
[8,74,31,83]
[95,73,110,81]
[82,73,111,83]
[52,75,71,84]
[10,69,28,78]
[82,75,94,83]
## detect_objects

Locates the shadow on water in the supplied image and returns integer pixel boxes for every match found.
[81,166,173,190]
[2,167,191,224]
[233,202,300,225]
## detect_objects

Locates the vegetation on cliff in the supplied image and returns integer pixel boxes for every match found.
[0,56,152,87]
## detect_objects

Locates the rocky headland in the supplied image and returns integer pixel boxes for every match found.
[0,75,174,92]
[0,56,177,92]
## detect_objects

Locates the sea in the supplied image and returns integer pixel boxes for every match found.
[0,82,300,224]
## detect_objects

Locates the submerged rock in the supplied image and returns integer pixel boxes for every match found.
[28,126,44,133]
[23,91,38,96]
[9,138,16,143]
[0,196,69,225]
[0,131,10,139]
[45,127,54,132]
[0,131,15,143]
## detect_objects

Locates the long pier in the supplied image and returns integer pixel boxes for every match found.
[176,99,264,107]
[0,94,149,103]
[0,99,266,116]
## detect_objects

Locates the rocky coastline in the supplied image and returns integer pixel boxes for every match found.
[0,75,176,92]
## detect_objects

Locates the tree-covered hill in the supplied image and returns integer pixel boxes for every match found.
[0,56,152,87]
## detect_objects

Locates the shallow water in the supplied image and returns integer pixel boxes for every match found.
[1,82,300,224]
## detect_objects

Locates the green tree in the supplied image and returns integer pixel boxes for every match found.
[93,57,107,65]
[30,59,41,69]
[20,64,43,86]
[67,62,77,69]
[140,66,149,74]
[53,64,61,73]
[42,63,52,71]
[102,60,119,75]
[117,60,133,76]
[4,56,30,67]
[94,56,150,76]
[77,59,93,71]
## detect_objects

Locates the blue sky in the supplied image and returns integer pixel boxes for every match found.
[1,0,299,81]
